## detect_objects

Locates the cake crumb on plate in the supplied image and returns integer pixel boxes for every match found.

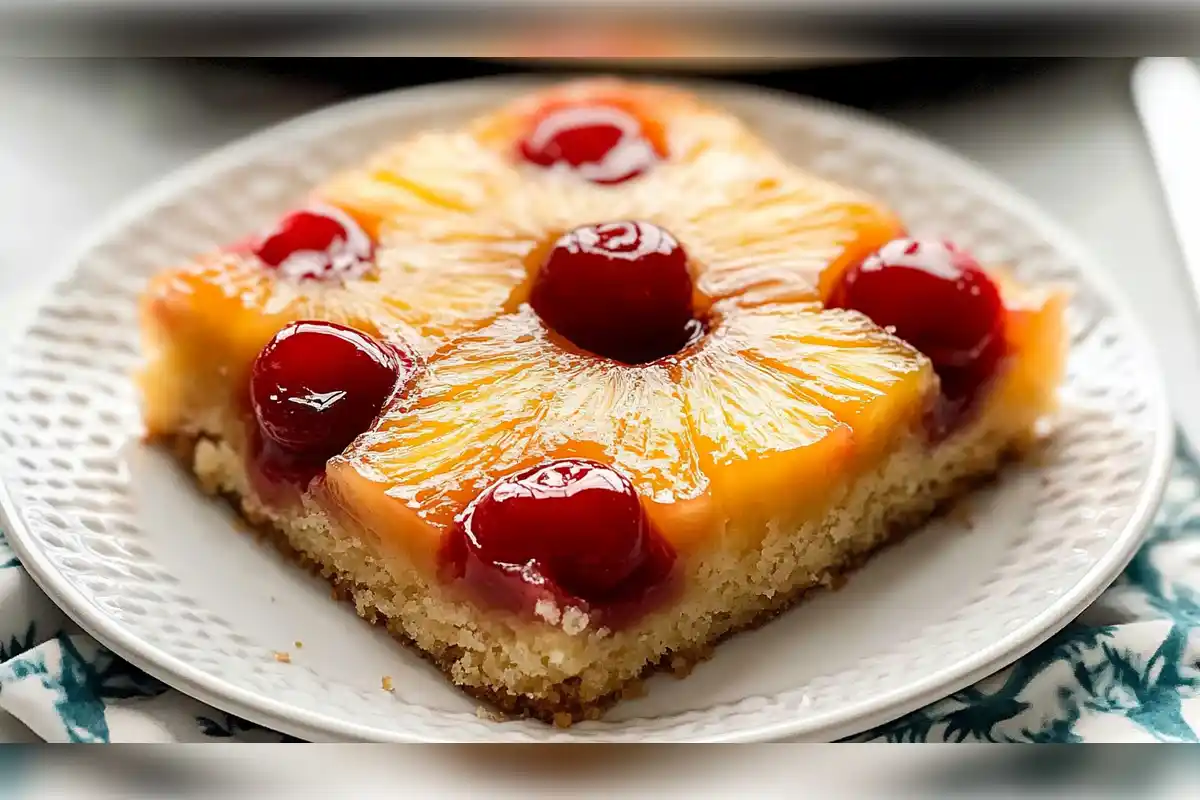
[475,706,506,722]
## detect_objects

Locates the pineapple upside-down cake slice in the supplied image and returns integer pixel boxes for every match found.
[138,80,1066,723]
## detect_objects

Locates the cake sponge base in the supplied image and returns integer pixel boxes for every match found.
[167,410,1032,725]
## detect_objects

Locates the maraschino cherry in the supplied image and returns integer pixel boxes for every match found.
[518,105,659,185]
[530,221,696,364]
[252,205,375,281]
[446,459,674,609]
[250,321,414,464]
[826,238,1008,430]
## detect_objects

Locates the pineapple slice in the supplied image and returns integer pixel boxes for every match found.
[141,83,904,438]
[319,78,904,312]
[319,79,782,236]
[138,244,508,437]
[992,272,1069,424]
[326,302,933,565]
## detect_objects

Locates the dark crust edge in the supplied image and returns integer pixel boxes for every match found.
[163,431,1017,728]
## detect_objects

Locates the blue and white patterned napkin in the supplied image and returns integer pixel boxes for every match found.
[1,441,1198,743]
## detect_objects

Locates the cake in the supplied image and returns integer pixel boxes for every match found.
[137,80,1067,725]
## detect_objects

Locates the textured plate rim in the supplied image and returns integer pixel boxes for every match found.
[0,74,1176,743]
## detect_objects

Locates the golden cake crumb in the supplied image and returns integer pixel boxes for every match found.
[382,675,394,692]
[274,651,291,664]
[552,712,574,729]
[669,655,693,678]
[475,706,506,722]
[560,606,590,636]
[534,598,562,626]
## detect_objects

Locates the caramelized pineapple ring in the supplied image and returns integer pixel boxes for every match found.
[329,300,933,561]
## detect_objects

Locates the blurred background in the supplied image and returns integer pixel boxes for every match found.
[4,1,1200,57]
[6,742,1200,796]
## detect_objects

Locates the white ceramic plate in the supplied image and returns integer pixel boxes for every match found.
[0,77,1174,742]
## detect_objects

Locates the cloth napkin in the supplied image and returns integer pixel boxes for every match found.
[1,443,1198,743]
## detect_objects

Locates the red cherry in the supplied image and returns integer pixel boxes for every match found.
[453,459,658,603]
[252,205,375,281]
[530,221,696,364]
[827,238,1007,402]
[518,105,659,185]
[250,321,412,463]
